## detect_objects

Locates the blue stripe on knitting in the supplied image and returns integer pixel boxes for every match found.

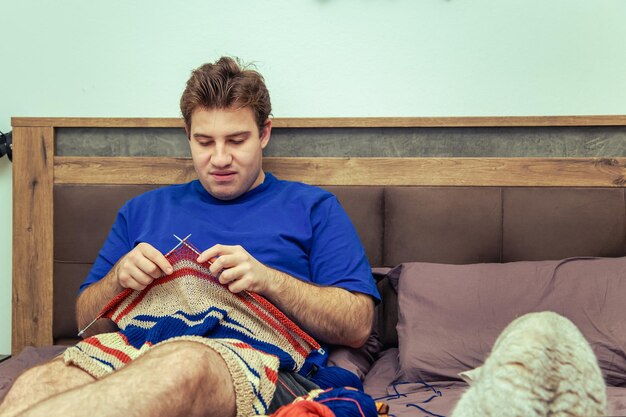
[210,327,297,370]
[221,314,254,335]
[75,344,117,371]
[123,307,227,349]
[221,341,262,379]
[120,307,300,371]
[221,342,269,413]
[90,355,116,371]
[126,306,251,343]
[135,307,230,323]
[130,306,229,328]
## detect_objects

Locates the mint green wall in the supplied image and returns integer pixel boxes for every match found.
[1,0,626,354]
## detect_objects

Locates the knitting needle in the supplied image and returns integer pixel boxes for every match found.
[77,317,99,337]
[79,236,194,338]
[164,233,193,257]
[171,234,222,278]
[173,233,202,256]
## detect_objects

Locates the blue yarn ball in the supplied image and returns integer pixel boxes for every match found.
[315,387,378,417]
[310,366,364,391]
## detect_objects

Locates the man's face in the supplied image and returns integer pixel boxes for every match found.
[188,107,271,200]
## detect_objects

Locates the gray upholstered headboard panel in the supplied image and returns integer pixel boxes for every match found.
[52,184,626,342]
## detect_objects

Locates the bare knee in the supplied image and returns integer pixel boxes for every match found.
[1,357,93,413]
[18,357,91,384]
[148,341,229,385]
[142,341,236,415]
[7,358,64,397]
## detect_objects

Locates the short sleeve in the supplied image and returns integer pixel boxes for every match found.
[308,196,380,303]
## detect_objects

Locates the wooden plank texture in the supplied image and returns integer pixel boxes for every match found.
[12,115,626,128]
[54,156,626,187]
[12,127,54,354]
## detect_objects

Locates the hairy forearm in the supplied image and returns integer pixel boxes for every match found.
[76,269,123,338]
[262,269,374,348]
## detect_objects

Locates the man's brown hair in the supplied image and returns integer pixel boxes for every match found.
[180,57,272,134]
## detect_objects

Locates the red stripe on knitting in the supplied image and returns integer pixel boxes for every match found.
[100,288,133,319]
[97,245,204,320]
[246,291,319,350]
[113,288,149,322]
[89,245,215,323]
[119,333,131,346]
[83,337,132,364]
[236,294,318,358]
[103,246,213,317]
[183,241,204,257]
[230,342,281,362]
[112,267,210,321]
[265,366,278,384]
[166,242,208,267]
[105,267,217,323]
[157,266,217,285]
[231,341,252,349]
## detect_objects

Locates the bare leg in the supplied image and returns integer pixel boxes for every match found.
[0,357,95,417]
[17,341,236,417]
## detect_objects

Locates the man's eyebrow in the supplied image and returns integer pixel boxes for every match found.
[192,133,213,139]
[192,131,251,139]
[225,131,251,138]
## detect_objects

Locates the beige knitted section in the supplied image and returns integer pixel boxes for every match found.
[64,243,319,416]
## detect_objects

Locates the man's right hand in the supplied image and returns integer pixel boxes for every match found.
[114,242,173,291]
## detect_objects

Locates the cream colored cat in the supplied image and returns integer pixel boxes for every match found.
[451,311,606,417]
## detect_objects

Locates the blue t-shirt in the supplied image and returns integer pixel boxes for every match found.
[81,173,380,305]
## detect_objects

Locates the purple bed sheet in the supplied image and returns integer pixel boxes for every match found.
[364,348,626,417]
[3,346,626,416]
[364,348,467,417]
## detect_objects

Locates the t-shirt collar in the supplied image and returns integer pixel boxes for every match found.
[193,172,276,204]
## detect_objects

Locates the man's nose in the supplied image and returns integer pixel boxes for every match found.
[211,144,232,167]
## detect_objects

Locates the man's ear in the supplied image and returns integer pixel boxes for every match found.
[184,126,190,140]
[260,119,272,149]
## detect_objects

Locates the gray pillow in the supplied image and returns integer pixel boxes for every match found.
[394,257,626,386]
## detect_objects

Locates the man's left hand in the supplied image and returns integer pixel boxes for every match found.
[197,244,273,294]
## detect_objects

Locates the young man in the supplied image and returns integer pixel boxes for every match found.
[0,57,379,417]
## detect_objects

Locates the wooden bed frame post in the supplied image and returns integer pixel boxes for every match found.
[11,125,54,354]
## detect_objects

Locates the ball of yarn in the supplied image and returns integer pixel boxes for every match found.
[310,366,364,391]
[315,387,378,417]
[271,400,335,417]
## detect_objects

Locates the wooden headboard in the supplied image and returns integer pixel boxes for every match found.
[11,116,626,354]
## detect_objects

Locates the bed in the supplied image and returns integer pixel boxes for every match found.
[4,116,626,415]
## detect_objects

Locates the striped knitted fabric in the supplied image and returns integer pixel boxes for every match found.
[64,241,320,416]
